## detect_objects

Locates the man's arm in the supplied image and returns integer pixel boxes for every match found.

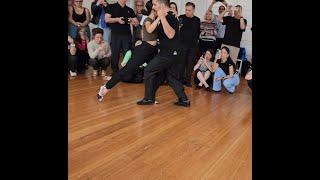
[158,9,176,39]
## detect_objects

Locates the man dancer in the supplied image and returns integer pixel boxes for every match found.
[137,0,190,107]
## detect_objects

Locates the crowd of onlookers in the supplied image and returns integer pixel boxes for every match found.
[68,0,252,93]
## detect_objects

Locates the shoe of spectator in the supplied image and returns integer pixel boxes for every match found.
[101,70,106,76]
[70,71,77,77]
[93,70,98,76]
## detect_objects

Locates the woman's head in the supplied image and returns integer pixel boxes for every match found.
[205,10,213,21]
[204,49,214,61]
[170,2,178,13]
[221,46,231,60]
[76,27,87,41]
[92,28,104,44]
[74,0,83,7]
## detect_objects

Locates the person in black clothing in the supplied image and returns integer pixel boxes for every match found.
[178,2,201,87]
[97,1,160,102]
[105,0,139,73]
[132,0,147,44]
[90,0,111,42]
[218,4,247,64]
[137,0,190,107]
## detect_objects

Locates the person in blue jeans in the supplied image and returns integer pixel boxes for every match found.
[211,46,240,93]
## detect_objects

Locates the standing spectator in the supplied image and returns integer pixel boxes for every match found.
[75,27,90,73]
[211,46,240,93]
[170,2,178,18]
[208,2,226,52]
[68,35,78,77]
[132,0,146,44]
[218,4,247,63]
[178,2,201,87]
[88,28,111,76]
[97,2,159,102]
[68,0,91,39]
[90,0,111,42]
[199,10,217,55]
[105,0,139,73]
[193,49,214,91]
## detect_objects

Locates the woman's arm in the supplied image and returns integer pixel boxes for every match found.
[211,59,219,72]
[193,59,202,71]
[81,8,91,26]
[225,65,234,79]
[145,17,160,34]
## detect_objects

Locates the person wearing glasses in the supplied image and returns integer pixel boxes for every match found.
[68,0,91,39]
[132,0,146,44]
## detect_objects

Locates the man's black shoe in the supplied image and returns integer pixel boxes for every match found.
[137,98,155,105]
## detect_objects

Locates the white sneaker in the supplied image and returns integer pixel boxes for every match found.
[97,85,107,102]
[70,71,77,77]
[101,70,106,76]
[93,70,98,76]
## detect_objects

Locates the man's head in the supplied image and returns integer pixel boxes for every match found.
[152,0,170,11]
[218,5,225,14]
[118,0,127,6]
[135,0,145,14]
[185,2,195,18]
[205,10,212,21]
[234,5,242,18]
[92,28,104,44]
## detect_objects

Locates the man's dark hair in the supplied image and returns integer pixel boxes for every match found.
[185,2,195,9]
[92,28,104,37]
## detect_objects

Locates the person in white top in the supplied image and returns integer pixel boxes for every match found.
[87,28,112,76]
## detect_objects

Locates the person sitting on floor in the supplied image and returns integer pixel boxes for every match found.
[211,46,240,93]
[87,28,111,76]
[193,49,214,91]
[245,63,252,90]
[68,35,78,77]
[75,27,90,73]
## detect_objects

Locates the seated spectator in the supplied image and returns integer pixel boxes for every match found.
[193,49,214,91]
[211,46,240,93]
[88,28,111,76]
[199,10,217,55]
[68,0,91,39]
[170,2,179,19]
[75,27,89,73]
[245,64,252,90]
[68,35,78,77]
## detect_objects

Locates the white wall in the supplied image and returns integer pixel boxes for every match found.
[82,0,252,60]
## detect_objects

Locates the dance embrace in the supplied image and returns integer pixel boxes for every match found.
[97,0,190,107]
